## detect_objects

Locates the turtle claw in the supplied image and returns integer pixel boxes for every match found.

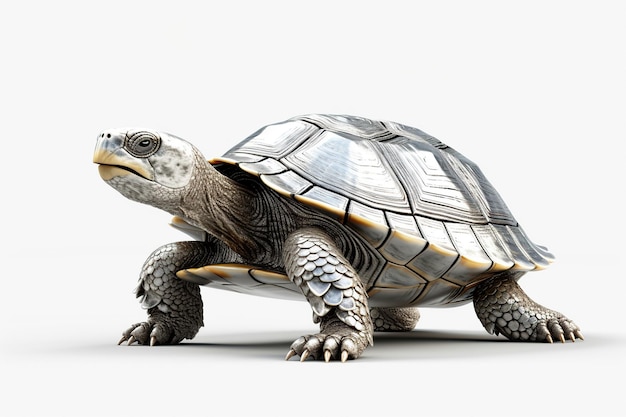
[285,331,367,362]
[118,320,188,347]
[300,349,310,362]
[285,349,297,361]
[533,316,583,344]
[565,330,583,342]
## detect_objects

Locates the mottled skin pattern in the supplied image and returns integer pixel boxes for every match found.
[94,123,582,361]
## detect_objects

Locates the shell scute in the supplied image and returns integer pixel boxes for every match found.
[239,158,287,176]
[346,201,389,248]
[282,130,411,213]
[261,171,312,197]
[379,229,428,265]
[377,263,427,288]
[407,243,458,282]
[235,119,317,159]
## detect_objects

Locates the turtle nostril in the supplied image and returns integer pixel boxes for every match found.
[107,133,111,138]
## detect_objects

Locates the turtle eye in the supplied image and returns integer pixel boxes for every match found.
[125,131,161,158]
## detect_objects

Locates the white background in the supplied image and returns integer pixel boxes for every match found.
[1,1,624,416]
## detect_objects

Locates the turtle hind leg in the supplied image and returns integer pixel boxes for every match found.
[371,307,420,332]
[473,272,583,343]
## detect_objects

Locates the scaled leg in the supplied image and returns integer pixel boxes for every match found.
[283,228,373,362]
[119,241,222,346]
[371,307,420,332]
[474,273,583,343]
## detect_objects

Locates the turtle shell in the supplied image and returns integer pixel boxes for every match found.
[184,114,553,307]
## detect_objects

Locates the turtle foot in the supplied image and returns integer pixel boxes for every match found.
[474,274,583,343]
[529,316,584,343]
[285,329,368,362]
[118,315,199,346]
[118,321,181,346]
[286,313,371,362]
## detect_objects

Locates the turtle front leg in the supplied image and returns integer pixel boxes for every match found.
[283,228,373,362]
[119,241,217,346]
[473,272,583,343]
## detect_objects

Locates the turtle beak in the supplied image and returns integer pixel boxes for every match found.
[93,129,155,181]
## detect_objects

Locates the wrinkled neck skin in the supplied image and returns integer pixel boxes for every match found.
[162,150,379,275]
[176,150,261,259]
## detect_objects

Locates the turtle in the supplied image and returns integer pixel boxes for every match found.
[93,113,583,362]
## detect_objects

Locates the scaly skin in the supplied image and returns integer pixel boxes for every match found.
[474,272,583,343]
[119,241,226,346]
[283,228,373,362]
[370,307,420,332]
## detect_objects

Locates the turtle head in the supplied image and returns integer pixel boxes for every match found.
[93,128,200,212]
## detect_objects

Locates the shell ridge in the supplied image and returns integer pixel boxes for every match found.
[290,115,325,130]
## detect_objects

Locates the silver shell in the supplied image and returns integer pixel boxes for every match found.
[182,114,553,308]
